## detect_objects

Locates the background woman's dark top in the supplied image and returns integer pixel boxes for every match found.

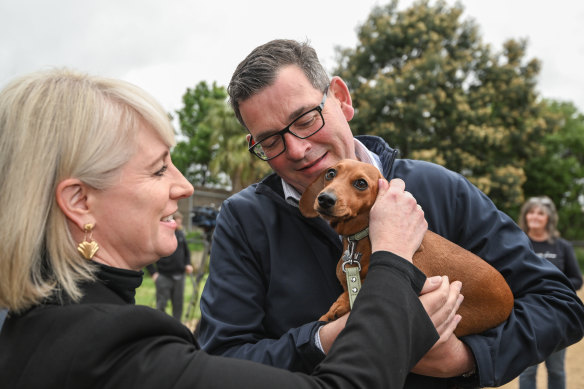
[531,238,583,290]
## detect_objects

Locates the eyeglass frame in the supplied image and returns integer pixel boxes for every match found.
[247,86,329,161]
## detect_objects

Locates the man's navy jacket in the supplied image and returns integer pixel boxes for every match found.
[199,135,584,388]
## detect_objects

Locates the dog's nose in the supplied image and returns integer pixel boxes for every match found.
[317,192,336,209]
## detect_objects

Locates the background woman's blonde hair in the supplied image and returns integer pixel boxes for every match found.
[518,196,560,242]
[0,68,175,312]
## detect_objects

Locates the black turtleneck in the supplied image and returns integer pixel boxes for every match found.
[92,263,144,304]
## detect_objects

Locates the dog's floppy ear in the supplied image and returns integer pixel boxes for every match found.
[299,171,328,218]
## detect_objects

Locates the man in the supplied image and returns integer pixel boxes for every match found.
[146,211,193,321]
[198,39,584,388]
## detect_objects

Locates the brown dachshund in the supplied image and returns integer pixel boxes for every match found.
[299,159,514,337]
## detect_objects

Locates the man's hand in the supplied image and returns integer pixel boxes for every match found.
[413,276,475,377]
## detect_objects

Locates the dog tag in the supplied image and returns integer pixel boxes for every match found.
[345,266,362,308]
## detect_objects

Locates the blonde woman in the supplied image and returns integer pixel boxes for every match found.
[0,68,462,388]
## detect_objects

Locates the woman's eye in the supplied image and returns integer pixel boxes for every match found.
[353,179,368,190]
[325,169,337,180]
[154,165,168,176]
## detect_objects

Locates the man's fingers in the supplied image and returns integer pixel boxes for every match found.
[435,293,464,336]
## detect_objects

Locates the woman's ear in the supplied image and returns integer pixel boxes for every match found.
[329,76,354,121]
[55,178,91,230]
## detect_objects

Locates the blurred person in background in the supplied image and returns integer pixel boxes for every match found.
[518,196,583,389]
[147,211,193,321]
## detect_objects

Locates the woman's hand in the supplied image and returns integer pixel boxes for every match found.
[369,178,427,261]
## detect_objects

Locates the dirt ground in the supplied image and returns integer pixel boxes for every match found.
[490,288,584,389]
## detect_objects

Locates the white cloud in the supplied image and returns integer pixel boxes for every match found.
[2,0,583,114]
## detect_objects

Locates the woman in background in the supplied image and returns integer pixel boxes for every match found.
[518,196,583,389]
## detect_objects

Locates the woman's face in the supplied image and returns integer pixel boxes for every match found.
[525,206,549,233]
[88,123,194,270]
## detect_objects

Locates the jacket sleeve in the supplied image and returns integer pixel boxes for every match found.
[12,260,435,389]
[407,161,584,388]
[197,196,328,372]
[109,252,437,389]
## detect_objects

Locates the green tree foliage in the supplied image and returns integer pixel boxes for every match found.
[521,100,584,240]
[333,0,551,211]
[173,81,271,191]
[173,81,227,186]
[205,100,272,193]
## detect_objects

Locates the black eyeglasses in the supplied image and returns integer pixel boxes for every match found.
[248,87,328,161]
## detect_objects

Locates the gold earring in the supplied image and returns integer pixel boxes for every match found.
[77,223,99,260]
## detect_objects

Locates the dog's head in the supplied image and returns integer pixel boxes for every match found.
[299,159,383,235]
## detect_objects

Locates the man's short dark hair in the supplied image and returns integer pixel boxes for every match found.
[228,39,330,129]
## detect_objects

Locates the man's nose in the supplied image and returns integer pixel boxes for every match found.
[283,132,311,159]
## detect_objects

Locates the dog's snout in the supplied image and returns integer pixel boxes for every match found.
[317,192,337,209]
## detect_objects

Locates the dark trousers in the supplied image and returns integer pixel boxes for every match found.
[519,348,566,389]
[155,274,185,321]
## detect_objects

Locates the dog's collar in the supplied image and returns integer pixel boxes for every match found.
[347,226,369,242]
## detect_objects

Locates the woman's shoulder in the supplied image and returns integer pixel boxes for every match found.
[555,237,575,250]
[7,302,196,354]
[1,303,198,387]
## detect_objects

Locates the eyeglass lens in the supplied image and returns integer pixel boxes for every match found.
[254,109,324,160]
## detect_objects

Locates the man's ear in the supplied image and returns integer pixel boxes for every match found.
[55,178,91,230]
[329,76,354,121]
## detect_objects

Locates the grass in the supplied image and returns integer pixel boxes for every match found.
[135,270,208,324]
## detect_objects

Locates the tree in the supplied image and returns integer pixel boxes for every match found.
[205,101,272,193]
[521,100,584,239]
[173,81,227,186]
[333,0,552,211]
[173,81,271,192]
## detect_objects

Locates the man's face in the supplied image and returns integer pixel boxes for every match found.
[239,65,357,194]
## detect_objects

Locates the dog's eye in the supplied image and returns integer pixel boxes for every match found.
[353,179,368,191]
[325,169,337,181]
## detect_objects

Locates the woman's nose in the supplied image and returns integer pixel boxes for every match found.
[171,164,194,199]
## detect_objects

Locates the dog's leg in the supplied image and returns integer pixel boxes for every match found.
[319,292,351,322]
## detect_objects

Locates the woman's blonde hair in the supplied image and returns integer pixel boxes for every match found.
[0,68,175,312]
[518,196,560,242]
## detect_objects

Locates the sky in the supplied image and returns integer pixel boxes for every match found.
[2,0,584,117]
